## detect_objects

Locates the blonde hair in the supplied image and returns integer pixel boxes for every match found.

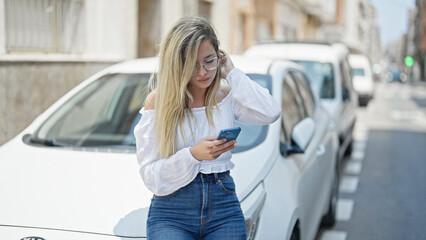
[151,16,221,158]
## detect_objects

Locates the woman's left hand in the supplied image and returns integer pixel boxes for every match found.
[219,49,234,79]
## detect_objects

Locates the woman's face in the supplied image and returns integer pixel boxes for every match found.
[188,40,218,93]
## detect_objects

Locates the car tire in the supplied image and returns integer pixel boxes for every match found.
[321,167,339,227]
[344,126,354,157]
[359,99,369,107]
[290,226,300,240]
[344,141,353,156]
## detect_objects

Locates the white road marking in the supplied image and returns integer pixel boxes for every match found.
[318,122,368,239]
[344,161,363,175]
[390,110,424,121]
[353,130,369,142]
[352,141,366,152]
[350,150,365,161]
[336,199,354,221]
[339,176,359,193]
[319,230,347,240]
[390,110,426,127]
[367,100,376,114]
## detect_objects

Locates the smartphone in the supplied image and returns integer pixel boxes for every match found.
[217,127,241,142]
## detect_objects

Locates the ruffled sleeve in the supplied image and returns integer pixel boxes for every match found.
[227,68,281,124]
[134,108,201,196]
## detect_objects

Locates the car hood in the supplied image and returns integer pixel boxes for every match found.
[0,135,273,238]
[0,138,151,238]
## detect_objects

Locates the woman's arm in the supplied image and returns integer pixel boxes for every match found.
[219,50,281,124]
[134,112,200,196]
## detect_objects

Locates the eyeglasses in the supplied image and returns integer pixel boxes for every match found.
[191,57,219,76]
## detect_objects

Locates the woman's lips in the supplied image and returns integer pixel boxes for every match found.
[198,77,210,82]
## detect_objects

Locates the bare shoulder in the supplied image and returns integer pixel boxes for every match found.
[217,86,231,103]
[144,91,156,110]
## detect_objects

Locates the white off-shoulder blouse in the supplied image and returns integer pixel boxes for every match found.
[134,68,281,196]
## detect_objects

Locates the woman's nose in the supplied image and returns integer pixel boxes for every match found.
[195,65,207,76]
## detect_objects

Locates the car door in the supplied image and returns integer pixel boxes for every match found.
[339,59,356,138]
[292,70,336,210]
[279,72,326,239]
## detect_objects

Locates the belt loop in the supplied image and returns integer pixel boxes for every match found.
[213,173,219,183]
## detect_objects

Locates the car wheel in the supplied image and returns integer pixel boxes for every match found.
[359,99,368,107]
[344,141,353,156]
[344,126,354,157]
[290,226,300,240]
[321,168,339,227]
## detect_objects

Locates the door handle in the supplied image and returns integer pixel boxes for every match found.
[316,145,326,156]
[328,121,336,131]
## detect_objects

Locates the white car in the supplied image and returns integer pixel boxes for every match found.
[348,54,375,106]
[0,56,338,240]
[245,42,358,160]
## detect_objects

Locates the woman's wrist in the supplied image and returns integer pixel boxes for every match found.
[223,67,235,79]
[189,147,201,161]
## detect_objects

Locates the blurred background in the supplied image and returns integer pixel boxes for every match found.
[0,0,423,145]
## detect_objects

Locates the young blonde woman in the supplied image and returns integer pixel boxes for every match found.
[134,16,280,239]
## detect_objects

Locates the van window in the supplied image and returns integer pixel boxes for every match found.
[352,68,365,76]
[293,60,335,99]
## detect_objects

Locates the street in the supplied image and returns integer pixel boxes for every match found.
[317,80,426,240]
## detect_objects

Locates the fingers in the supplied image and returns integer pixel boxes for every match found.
[211,140,236,156]
[195,136,236,160]
[204,136,220,141]
[219,49,229,64]
[203,136,226,148]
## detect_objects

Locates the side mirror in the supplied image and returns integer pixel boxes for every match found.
[285,117,316,156]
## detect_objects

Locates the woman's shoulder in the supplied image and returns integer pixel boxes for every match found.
[217,85,231,103]
[144,90,156,110]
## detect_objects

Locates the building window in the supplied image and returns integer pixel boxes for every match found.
[5,0,85,53]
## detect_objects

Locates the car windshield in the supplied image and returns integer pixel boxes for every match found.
[233,74,271,153]
[352,68,365,76]
[293,60,335,99]
[31,73,150,152]
[29,73,270,153]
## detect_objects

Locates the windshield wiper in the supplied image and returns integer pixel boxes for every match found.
[23,134,70,147]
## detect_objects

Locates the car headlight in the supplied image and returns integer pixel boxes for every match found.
[240,182,266,240]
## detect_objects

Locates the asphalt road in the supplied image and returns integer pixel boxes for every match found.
[316,80,426,240]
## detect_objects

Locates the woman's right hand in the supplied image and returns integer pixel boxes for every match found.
[190,136,236,161]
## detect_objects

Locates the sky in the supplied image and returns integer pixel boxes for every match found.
[370,0,416,48]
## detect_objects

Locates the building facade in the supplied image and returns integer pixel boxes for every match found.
[0,0,383,145]
[0,0,138,145]
[415,0,426,80]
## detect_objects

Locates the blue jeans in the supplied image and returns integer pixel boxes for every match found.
[147,171,247,240]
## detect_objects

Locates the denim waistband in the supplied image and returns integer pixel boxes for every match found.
[193,171,230,182]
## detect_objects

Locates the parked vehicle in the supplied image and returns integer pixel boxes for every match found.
[390,69,408,83]
[0,56,339,240]
[348,54,375,106]
[245,41,358,160]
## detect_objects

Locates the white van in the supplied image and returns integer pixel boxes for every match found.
[245,42,358,161]
[348,54,375,106]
